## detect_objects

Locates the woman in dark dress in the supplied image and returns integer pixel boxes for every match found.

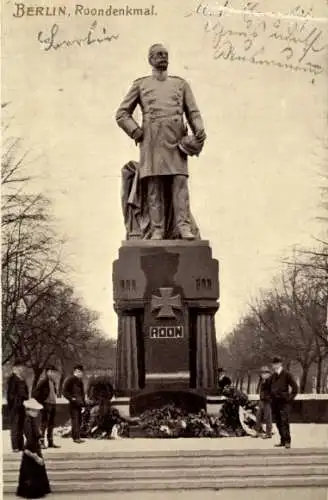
[17,399,51,499]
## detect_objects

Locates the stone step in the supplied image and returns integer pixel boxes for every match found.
[4,464,328,482]
[4,448,328,493]
[5,454,328,471]
[4,474,328,494]
[3,447,328,461]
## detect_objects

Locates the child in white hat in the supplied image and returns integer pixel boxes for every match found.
[16,399,51,499]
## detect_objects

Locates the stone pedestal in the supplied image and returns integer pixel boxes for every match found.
[113,240,219,400]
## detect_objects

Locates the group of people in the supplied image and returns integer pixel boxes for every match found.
[6,357,298,498]
[7,363,87,453]
[6,362,89,499]
[218,356,299,449]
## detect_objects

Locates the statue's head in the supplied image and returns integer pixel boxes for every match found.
[148,44,168,71]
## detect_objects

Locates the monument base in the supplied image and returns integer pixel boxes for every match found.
[113,239,220,400]
[111,394,218,418]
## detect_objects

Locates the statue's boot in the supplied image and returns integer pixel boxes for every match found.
[151,229,164,240]
[180,227,196,240]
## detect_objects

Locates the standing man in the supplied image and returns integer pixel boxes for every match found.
[116,43,206,240]
[6,361,29,452]
[33,365,61,449]
[63,365,86,444]
[270,357,298,449]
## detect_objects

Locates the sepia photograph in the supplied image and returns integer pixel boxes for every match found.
[2,0,328,498]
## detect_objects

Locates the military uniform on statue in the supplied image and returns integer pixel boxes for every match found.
[116,43,206,241]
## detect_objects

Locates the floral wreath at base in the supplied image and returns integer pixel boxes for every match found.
[55,382,267,440]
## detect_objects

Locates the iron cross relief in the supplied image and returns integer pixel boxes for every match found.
[151,287,182,318]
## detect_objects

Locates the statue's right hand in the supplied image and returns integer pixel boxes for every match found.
[132,127,143,144]
[195,130,206,143]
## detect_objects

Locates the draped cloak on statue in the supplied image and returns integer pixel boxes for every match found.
[121,161,200,240]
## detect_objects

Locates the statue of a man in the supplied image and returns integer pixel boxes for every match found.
[116,44,206,240]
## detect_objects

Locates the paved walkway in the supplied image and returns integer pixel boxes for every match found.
[3,426,328,500]
[3,424,328,455]
[3,488,328,500]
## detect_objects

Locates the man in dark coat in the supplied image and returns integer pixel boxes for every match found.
[63,365,86,443]
[270,357,298,449]
[33,365,61,449]
[116,43,206,241]
[6,361,29,452]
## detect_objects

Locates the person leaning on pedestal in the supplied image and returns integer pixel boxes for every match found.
[270,357,298,449]
[62,365,86,444]
[7,361,29,453]
[32,365,61,449]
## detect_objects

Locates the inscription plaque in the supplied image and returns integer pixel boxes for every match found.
[149,326,184,339]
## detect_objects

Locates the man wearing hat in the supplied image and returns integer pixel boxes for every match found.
[116,43,206,240]
[271,357,298,449]
[6,361,29,452]
[33,365,61,449]
[63,365,86,443]
[255,366,273,439]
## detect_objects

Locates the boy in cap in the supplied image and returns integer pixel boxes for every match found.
[7,361,29,452]
[255,366,273,438]
[16,398,51,498]
[271,356,298,449]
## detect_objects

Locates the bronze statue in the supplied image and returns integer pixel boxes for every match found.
[116,44,206,241]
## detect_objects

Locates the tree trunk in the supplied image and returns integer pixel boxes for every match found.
[58,373,64,397]
[299,364,310,394]
[316,358,323,394]
[239,377,244,391]
[247,373,251,394]
[32,368,43,392]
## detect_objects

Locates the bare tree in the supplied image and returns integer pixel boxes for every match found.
[2,112,114,393]
[250,263,327,392]
[20,280,104,388]
[2,133,63,366]
[221,257,328,393]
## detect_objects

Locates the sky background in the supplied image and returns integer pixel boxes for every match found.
[2,0,328,340]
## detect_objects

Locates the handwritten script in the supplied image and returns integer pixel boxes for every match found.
[37,21,119,51]
[186,2,327,78]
